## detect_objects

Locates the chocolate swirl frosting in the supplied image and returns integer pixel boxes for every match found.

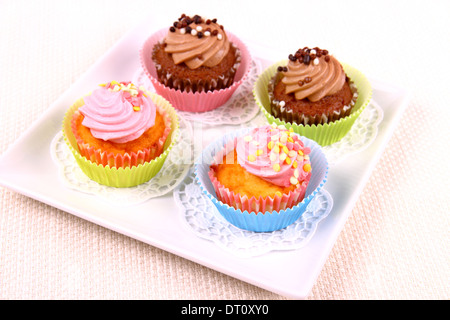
[280,47,346,102]
[164,14,230,69]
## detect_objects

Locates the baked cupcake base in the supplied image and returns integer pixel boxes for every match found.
[152,41,241,93]
[195,127,328,232]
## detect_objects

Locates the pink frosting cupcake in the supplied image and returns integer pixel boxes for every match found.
[70,81,172,169]
[62,81,179,188]
[208,124,312,213]
[195,124,329,232]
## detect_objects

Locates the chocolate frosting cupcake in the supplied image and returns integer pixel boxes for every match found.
[269,47,358,126]
[152,14,241,93]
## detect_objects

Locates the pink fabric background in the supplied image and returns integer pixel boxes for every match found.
[0,0,448,299]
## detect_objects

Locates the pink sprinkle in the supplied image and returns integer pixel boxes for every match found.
[123,91,131,99]
[286,142,294,150]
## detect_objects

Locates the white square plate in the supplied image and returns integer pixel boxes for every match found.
[0,16,410,299]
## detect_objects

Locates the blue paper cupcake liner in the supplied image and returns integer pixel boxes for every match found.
[194,127,329,232]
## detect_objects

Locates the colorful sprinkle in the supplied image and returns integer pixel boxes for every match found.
[273,145,281,154]
[270,153,277,162]
[244,135,252,142]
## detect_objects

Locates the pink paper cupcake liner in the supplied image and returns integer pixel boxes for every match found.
[139,28,252,113]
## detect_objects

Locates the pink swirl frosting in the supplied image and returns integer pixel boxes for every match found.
[236,125,311,188]
[79,82,156,144]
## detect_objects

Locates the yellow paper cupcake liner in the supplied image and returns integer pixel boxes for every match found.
[62,92,179,188]
[253,60,372,146]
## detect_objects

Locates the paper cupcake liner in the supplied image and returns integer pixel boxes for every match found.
[208,169,307,214]
[194,127,328,232]
[71,109,171,169]
[140,28,252,113]
[62,92,179,188]
[253,60,372,146]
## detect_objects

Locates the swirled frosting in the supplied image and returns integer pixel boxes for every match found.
[280,47,346,102]
[79,81,156,144]
[236,124,311,188]
[163,14,230,69]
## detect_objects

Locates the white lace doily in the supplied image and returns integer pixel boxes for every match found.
[132,60,262,125]
[173,169,333,258]
[243,100,384,165]
[322,100,384,164]
[50,117,193,206]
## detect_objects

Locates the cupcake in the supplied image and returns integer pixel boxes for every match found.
[62,81,179,188]
[270,47,358,126]
[254,47,372,146]
[140,14,251,112]
[195,124,329,232]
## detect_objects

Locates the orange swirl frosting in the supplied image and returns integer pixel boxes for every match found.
[164,14,230,69]
[280,47,346,102]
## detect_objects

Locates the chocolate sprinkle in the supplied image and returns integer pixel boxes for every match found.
[172,14,221,35]
[289,46,330,65]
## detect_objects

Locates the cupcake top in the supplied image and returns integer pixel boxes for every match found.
[79,81,156,144]
[164,14,230,69]
[236,124,311,188]
[277,47,346,102]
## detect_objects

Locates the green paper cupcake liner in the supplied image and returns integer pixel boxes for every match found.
[62,92,179,188]
[253,60,372,146]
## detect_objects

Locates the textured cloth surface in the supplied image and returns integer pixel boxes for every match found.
[1,0,449,300]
